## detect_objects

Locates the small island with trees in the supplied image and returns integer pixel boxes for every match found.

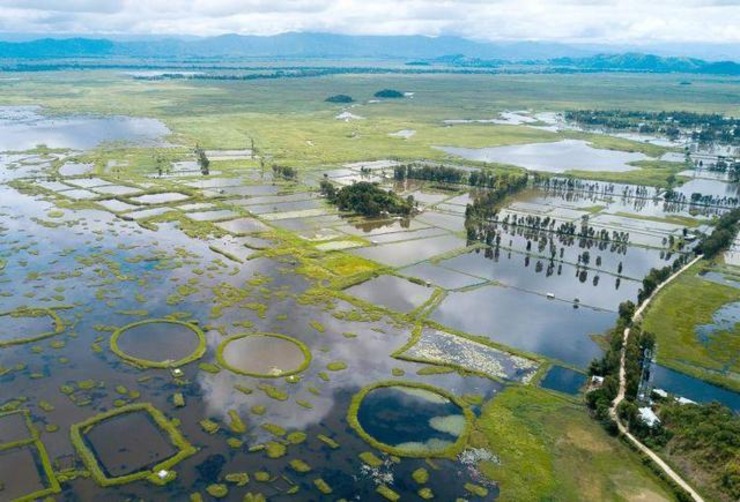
[320,180,415,217]
[325,94,354,103]
[374,89,405,99]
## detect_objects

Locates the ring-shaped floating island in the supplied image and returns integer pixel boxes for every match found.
[70,402,197,487]
[0,307,64,348]
[110,319,206,369]
[216,332,311,378]
[347,380,474,458]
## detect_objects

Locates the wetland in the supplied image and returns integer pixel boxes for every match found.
[0,69,738,501]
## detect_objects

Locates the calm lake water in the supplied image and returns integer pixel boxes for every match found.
[651,365,740,412]
[0,106,170,151]
[437,139,649,173]
[541,366,587,395]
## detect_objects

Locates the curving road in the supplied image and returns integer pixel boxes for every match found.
[609,255,705,502]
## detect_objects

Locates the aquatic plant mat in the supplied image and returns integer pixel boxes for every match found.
[396,328,540,382]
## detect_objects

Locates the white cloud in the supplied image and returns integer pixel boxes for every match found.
[0,0,737,43]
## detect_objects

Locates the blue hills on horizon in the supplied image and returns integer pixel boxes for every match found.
[0,33,737,75]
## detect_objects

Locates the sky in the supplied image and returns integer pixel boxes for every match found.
[0,0,738,44]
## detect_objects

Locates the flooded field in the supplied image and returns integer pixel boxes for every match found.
[0,106,170,151]
[438,139,651,173]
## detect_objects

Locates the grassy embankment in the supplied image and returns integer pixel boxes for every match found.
[469,386,675,502]
[642,262,740,392]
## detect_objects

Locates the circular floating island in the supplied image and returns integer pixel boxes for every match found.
[347,381,473,458]
[0,307,64,347]
[110,319,206,368]
[217,333,311,378]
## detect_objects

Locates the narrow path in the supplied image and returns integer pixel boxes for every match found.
[610,255,705,502]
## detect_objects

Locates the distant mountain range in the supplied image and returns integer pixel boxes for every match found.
[439,52,740,75]
[0,33,737,75]
[0,33,602,60]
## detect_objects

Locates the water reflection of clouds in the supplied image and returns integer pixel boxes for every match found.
[198,299,499,437]
[432,285,612,368]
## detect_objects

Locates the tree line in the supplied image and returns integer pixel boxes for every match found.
[586,299,656,431]
[565,109,740,145]
[695,207,740,258]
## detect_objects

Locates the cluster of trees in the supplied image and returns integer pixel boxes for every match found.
[659,401,740,500]
[696,207,740,258]
[195,146,210,175]
[394,164,467,184]
[271,164,297,181]
[617,398,673,449]
[695,157,740,182]
[320,180,414,217]
[587,301,658,428]
[325,94,354,103]
[462,175,530,241]
[374,89,405,98]
[620,395,740,501]
[565,110,740,145]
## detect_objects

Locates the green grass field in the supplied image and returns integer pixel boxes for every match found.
[469,386,675,502]
[1,71,738,182]
[642,262,740,392]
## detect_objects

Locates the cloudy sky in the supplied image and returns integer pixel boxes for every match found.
[0,0,738,44]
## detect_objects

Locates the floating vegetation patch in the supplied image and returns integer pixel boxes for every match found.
[0,307,64,348]
[206,483,228,498]
[264,441,287,458]
[70,403,196,487]
[326,360,348,371]
[347,381,473,458]
[412,467,429,484]
[377,484,401,501]
[227,410,246,434]
[217,333,311,378]
[198,362,221,374]
[289,459,312,473]
[359,451,383,468]
[313,478,332,495]
[317,434,339,449]
[110,319,206,369]
[225,472,249,486]
[258,384,289,401]
[397,328,539,383]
